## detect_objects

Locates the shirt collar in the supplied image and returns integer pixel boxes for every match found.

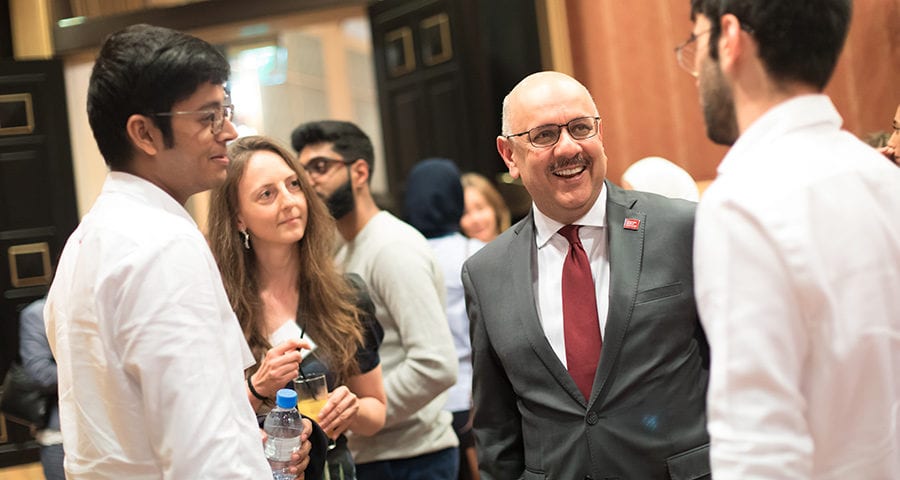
[533,185,607,249]
[103,171,198,226]
[718,94,842,177]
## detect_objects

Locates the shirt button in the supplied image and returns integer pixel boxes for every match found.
[586,411,599,425]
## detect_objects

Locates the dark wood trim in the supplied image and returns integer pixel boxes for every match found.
[52,0,366,55]
[0,0,12,60]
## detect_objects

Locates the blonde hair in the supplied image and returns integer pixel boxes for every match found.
[461,172,511,235]
[208,135,363,385]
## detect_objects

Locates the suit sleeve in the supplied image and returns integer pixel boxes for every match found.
[463,263,524,480]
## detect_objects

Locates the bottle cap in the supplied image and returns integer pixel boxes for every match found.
[275,389,298,409]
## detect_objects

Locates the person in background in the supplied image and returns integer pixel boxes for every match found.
[876,103,899,165]
[208,135,386,480]
[685,0,900,477]
[404,158,485,480]
[42,24,313,479]
[460,173,511,243]
[462,71,710,479]
[620,156,700,201]
[19,298,64,480]
[293,121,458,480]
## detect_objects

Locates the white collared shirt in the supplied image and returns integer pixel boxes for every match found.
[532,187,610,368]
[694,95,900,479]
[44,172,271,479]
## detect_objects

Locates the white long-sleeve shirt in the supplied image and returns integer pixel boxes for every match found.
[427,232,484,413]
[44,172,271,479]
[694,95,900,479]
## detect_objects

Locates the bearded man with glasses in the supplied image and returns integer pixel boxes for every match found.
[461,71,711,479]
[686,0,900,478]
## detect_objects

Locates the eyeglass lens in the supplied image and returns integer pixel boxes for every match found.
[529,117,599,147]
[677,41,698,75]
[213,105,234,134]
[303,158,343,177]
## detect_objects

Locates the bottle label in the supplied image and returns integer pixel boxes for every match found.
[265,436,301,462]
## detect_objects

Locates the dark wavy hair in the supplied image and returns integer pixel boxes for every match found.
[208,135,363,385]
[690,0,851,90]
[87,24,230,169]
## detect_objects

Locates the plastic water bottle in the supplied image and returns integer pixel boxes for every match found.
[264,389,303,480]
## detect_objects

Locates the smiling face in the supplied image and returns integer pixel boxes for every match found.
[497,72,607,225]
[236,150,309,249]
[460,186,499,242]
[152,82,237,203]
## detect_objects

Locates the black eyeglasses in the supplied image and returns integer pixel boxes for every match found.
[674,29,711,77]
[675,23,755,77]
[505,116,601,148]
[153,104,234,135]
[302,157,356,178]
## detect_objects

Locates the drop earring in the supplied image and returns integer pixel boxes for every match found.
[240,229,250,250]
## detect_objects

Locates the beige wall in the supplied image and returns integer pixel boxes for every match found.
[64,53,106,217]
[565,0,900,186]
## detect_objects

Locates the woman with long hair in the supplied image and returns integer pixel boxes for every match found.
[208,136,386,478]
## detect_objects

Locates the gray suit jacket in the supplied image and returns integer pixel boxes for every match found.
[462,182,710,480]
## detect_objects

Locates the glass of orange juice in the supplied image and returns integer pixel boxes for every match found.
[294,373,328,422]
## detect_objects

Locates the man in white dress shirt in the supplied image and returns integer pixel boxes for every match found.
[683,0,900,478]
[44,25,312,479]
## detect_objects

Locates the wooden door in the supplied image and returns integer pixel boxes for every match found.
[368,0,542,215]
[0,58,78,468]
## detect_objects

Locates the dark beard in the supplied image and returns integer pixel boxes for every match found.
[325,178,355,220]
[700,57,739,146]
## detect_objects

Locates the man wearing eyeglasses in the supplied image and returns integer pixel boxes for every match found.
[43,25,317,479]
[686,1,900,478]
[291,121,460,480]
[461,71,710,479]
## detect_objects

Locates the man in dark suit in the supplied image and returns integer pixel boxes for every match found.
[462,71,710,480]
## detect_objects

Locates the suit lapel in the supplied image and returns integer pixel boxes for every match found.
[589,183,645,407]
[511,212,588,407]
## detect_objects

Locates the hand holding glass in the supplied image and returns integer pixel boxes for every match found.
[294,373,328,422]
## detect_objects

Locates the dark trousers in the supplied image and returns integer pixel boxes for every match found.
[451,410,476,480]
[40,444,65,480]
[356,447,459,480]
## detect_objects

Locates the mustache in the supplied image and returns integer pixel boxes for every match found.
[549,153,591,172]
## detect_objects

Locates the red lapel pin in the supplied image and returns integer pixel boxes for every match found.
[623,218,641,231]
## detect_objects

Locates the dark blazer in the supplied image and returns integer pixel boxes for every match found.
[462,182,710,480]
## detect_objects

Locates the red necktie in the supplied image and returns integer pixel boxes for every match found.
[559,225,602,401]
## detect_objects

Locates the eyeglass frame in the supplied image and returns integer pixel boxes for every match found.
[301,156,358,178]
[675,22,756,77]
[152,104,235,135]
[674,29,711,77]
[503,116,602,148]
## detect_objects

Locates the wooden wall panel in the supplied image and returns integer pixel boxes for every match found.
[565,0,900,186]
